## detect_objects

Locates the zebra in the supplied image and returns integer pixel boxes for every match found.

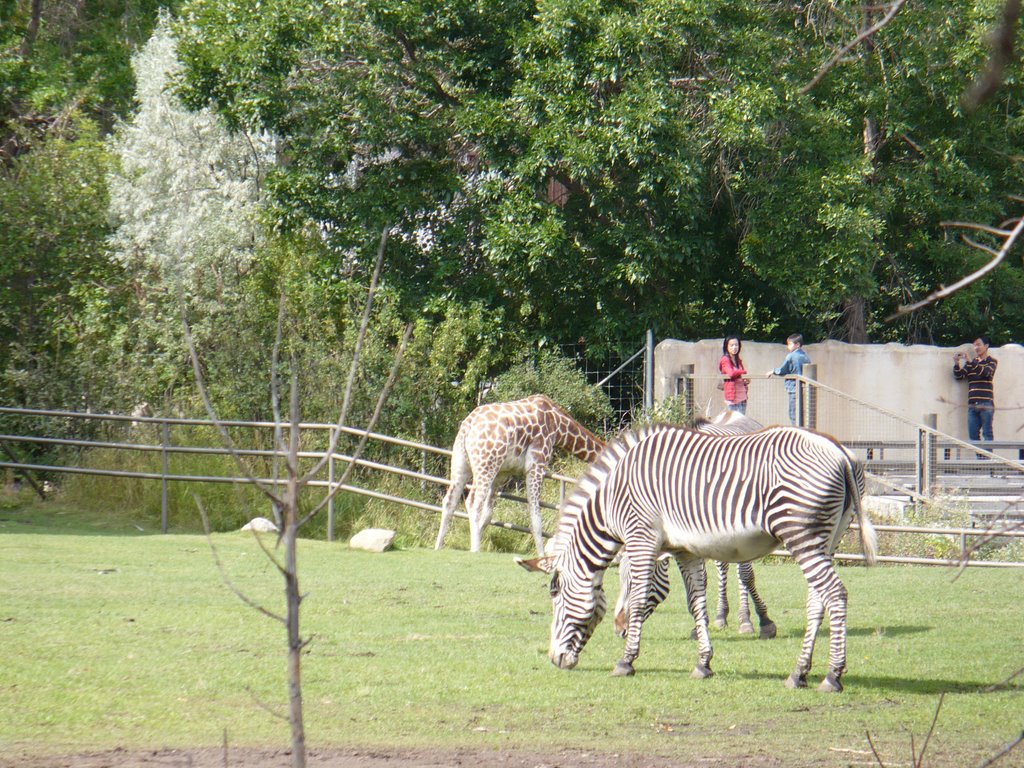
[519,412,775,640]
[613,411,774,640]
[545,424,877,692]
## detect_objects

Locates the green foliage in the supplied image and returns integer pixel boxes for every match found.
[485,349,613,429]
[0,123,126,411]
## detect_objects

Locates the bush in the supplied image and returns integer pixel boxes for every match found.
[485,349,613,430]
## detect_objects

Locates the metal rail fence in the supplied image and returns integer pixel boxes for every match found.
[1,405,1022,567]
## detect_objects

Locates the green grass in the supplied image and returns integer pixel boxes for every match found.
[0,499,1021,766]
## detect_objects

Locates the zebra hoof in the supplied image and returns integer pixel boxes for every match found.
[714,617,728,629]
[691,664,714,679]
[738,622,754,635]
[818,674,843,693]
[759,621,777,640]
[785,672,808,689]
[612,661,636,677]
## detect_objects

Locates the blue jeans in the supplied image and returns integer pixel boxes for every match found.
[967,404,994,441]
[727,402,747,415]
[787,392,797,425]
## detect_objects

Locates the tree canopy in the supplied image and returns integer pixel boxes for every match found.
[2,0,1024,428]
[173,0,1024,347]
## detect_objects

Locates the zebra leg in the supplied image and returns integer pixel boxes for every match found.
[714,560,729,629]
[815,565,849,692]
[737,562,776,639]
[678,556,714,679]
[614,553,670,639]
[788,551,851,692]
[786,586,825,690]
[612,546,658,677]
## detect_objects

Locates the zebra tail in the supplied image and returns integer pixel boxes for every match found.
[858,506,878,566]
[849,460,878,566]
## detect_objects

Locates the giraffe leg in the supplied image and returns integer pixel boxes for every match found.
[468,485,497,553]
[524,457,546,557]
[435,449,471,550]
[678,555,713,678]
[714,560,729,629]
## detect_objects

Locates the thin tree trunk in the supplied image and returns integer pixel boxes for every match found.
[285,370,306,768]
[19,0,42,58]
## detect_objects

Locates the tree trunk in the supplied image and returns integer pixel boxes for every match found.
[19,0,43,58]
[285,374,306,768]
[842,296,869,343]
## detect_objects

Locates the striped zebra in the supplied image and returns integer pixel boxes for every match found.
[613,412,774,640]
[546,424,877,692]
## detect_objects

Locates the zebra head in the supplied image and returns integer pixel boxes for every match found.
[548,567,606,669]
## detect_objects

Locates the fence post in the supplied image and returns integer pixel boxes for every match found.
[676,364,695,421]
[161,420,170,534]
[644,328,654,412]
[799,363,817,429]
[916,413,937,498]
[328,426,336,543]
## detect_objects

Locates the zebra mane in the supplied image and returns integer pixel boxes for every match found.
[551,424,674,556]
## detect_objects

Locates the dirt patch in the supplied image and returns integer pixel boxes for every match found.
[0,746,791,768]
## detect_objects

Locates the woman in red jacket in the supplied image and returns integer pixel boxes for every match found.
[719,335,749,414]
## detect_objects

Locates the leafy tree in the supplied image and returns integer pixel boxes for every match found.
[173,0,1024,347]
[0,122,120,411]
[104,12,279,415]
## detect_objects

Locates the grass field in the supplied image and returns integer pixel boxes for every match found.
[1,498,1021,766]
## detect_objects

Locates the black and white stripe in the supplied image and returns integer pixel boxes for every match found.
[547,424,877,692]
[612,413,773,639]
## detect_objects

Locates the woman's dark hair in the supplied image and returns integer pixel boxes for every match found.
[722,335,743,358]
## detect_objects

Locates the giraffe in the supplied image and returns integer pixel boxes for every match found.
[434,394,606,556]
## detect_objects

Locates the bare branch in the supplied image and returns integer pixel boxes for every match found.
[300,226,390,484]
[976,730,1024,768]
[269,292,287,530]
[962,0,1022,112]
[915,692,944,768]
[302,321,415,526]
[182,311,281,503]
[887,213,1024,318]
[196,495,286,624]
[800,0,908,94]
[865,730,886,767]
[985,666,1024,693]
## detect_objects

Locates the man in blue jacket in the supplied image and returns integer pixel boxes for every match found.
[766,333,811,425]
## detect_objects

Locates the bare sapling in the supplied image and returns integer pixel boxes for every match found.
[184,227,413,768]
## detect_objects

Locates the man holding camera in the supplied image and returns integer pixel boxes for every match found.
[953,336,998,441]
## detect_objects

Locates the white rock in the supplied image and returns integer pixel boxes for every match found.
[241,517,279,532]
[349,528,396,552]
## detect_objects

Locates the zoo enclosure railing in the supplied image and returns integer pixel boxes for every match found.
[1,405,1022,568]
[675,371,1024,516]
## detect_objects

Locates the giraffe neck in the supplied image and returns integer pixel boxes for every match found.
[551,411,606,462]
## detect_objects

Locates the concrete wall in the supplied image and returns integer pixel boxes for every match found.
[654,338,1024,442]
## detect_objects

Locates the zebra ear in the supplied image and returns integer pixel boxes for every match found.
[514,555,554,574]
